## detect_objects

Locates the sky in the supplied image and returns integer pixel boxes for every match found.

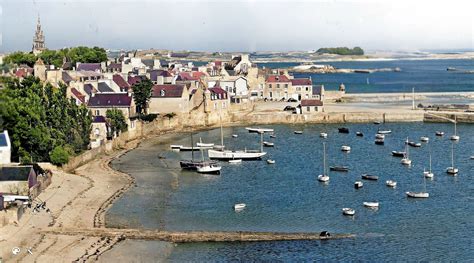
[1,0,473,53]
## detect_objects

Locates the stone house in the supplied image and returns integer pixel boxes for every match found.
[90,116,109,148]
[290,78,313,101]
[312,85,325,100]
[148,84,191,114]
[0,166,37,196]
[87,92,137,128]
[264,75,292,101]
[298,99,324,114]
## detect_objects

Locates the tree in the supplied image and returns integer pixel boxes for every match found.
[3,52,37,67]
[49,146,69,166]
[131,78,153,115]
[106,109,128,138]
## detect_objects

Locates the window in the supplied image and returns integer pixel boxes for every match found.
[277,84,280,89]
[284,84,288,89]
[94,128,100,136]
[269,92,272,98]
[314,106,318,111]
[306,87,309,91]
[95,110,100,116]
[307,106,310,112]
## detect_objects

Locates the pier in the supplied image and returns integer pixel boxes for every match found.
[42,228,355,243]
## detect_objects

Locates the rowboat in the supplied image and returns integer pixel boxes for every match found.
[263,141,274,147]
[294,131,303,134]
[234,203,246,211]
[342,208,355,216]
[267,159,275,164]
[363,202,379,208]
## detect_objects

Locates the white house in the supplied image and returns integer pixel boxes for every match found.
[0,131,11,165]
[207,76,248,103]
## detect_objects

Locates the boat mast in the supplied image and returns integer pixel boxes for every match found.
[191,133,194,161]
[219,110,224,149]
[323,142,327,175]
[412,87,415,110]
[451,142,455,169]
[429,145,432,173]
[405,137,409,159]
[260,132,264,153]
[454,116,457,136]
[200,138,205,162]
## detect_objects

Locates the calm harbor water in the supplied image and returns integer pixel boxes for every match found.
[109,123,473,261]
[257,59,474,93]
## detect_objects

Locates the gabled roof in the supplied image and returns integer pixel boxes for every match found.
[149,70,173,81]
[71,88,86,104]
[301,99,323,107]
[77,63,101,72]
[209,87,227,95]
[62,71,73,83]
[291,78,312,86]
[98,82,114,92]
[107,62,122,70]
[87,93,132,107]
[113,74,130,90]
[152,84,185,98]
[176,71,205,81]
[128,75,143,86]
[266,75,290,83]
[142,59,155,68]
[83,83,96,96]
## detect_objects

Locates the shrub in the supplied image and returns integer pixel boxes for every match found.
[49,146,70,166]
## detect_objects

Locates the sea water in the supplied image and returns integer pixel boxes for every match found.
[109,122,473,261]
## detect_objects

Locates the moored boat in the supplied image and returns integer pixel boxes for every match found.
[342,208,355,216]
[196,141,214,148]
[377,129,392,134]
[228,159,242,164]
[320,132,328,138]
[354,181,364,189]
[407,141,421,147]
[170,144,183,150]
[232,134,238,138]
[338,127,349,134]
[263,141,274,147]
[246,127,274,133]
[386,180,397,187]
[391,151,405,157]
[435,131,444,136]
[361,174,378,181]
[329,166,349,172]
[196,164,222,174]
[234,203,246,211]
[406,191,429,198]
[363,202,379,208]
[270,134,276,138]
[420,136,429,142]
[267,159,275,164]
[375,138,384,145]
[294,130,303,134]
[375,134,385,139]
[318,142,330,182]
[356,132,364,137]
[446,142,459,175]
[341,145,351,152]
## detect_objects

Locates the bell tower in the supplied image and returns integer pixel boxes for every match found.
[32,15,46,55]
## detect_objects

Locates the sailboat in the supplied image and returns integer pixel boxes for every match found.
[450,116,460,141]
[424,146,434,178]
[208,114,267,160]
[318,143,330,182]
[446,142,459,175]
[401,138,412,165]
[180,134,217,170]
[406,171,429,198]
[196,144,222,174]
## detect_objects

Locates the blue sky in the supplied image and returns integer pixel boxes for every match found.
[1,0,473,52]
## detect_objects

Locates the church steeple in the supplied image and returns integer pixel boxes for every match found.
[32,15,46,55]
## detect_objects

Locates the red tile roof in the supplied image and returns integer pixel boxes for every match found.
[87,93,132,107]
[71,88,86,104]
[177,71,206,81]
[113,74,130,90]
[128,75,143,86]
[152,85,185,98]
[266,75,290,83]
[209,87,228,100]
[291,78,312,86]
[301,99,323,107]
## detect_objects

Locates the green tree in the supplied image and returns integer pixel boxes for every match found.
[131,78,153,115]
[106,109,128,138]
[49,146,70,166]
[3,52,37,67]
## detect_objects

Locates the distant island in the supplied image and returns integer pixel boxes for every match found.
[317,47,364,55]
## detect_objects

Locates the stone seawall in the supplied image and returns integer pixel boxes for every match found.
[424,111,474,123]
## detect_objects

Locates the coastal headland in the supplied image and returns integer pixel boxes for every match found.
[1,92,472,261]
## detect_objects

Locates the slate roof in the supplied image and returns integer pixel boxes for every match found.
[142,59,154,68]
[266,75,290,83]
[291,78,312,86]
[98,82,114,92]
[150,70,172,82]
[83,84,96,96]
[128,75,143,86]
[301,99,323,107]
[313,85,324,95]
[113,74,130,90]
[107,62,122,70]
[77,63,101,72]
[87,93,132,107]
[71,88,86,104]
[62,71,73,83]
[0,166,35,182]
[152,85,185,98]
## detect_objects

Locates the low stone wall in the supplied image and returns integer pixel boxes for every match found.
[424,111,474,123]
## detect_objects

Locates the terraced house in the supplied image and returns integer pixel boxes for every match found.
[264,75,292,101]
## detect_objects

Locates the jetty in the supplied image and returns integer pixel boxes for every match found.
[42,228,355,243]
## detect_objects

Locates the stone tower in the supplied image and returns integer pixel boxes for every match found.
[32,16,46,55]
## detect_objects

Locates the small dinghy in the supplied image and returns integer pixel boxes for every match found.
[361,174,378,181]
[420,136,429,142]
[374,138,385,145]
[423,170,434,178]
[356,132,364,137]
[373,121,381,125]
[386,180,397,187]
[342,208,355,216]
[330,166,349,172]
[320,132,328,138]
[228,159,242,164]
[446,167,458,175]
[392,151,405,157]
[377,130,392,134]
[363,202,379,208]
[435,131,444,136]
[408,141,421,147]
[338,127,349,134]
[234,203,246,211]
[354,181,364,189]
[232,134,238,138]
[341,145,351,152]
[470,156,474,160]
[318,174,330,182]
[267,159,275,164]
[406,192,429,198]
[197,164,222,174]
[263,141,274,147]
[401,158,412,165]
[270,134,276,138]
[294,131,303,134]
[450,135,460,141]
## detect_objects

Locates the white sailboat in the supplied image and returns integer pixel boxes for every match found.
[342,208,355,216]
[424,146,434,178]
[196,144,222,174]
[406,172,429,198]
[318,142,330,182]
[401,138,412,165]
[450,116,460,141]
[208,115,267,160]
[386,180,397,187]
[446,142,459,175]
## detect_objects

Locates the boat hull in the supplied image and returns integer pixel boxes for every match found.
[180,160,217,170]
[208,149,267,160]
[406,192,429,198]
[361,174,379,181]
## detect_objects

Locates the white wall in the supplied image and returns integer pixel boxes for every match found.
[0,131,12,165]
